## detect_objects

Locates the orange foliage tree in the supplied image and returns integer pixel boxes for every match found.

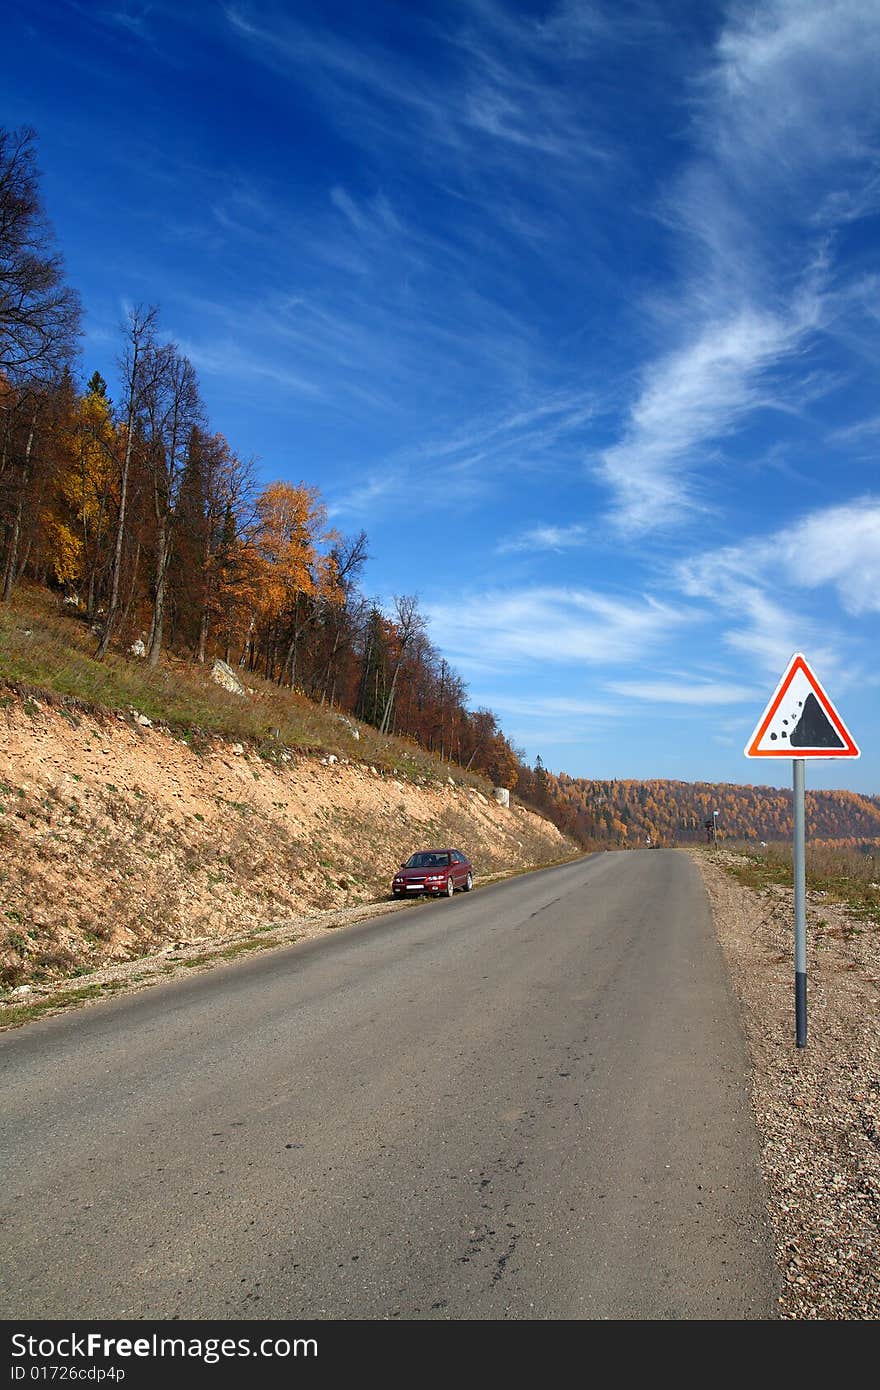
[245,481,340,685]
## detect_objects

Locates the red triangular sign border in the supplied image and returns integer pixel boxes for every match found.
[745,653,860,759]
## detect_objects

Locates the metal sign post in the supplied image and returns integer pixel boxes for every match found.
[792,759,807,1047]
[745,653,859,1049]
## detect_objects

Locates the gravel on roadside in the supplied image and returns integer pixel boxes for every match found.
[691,847,880,1319]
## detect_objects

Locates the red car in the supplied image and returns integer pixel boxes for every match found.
[392,848,474,898]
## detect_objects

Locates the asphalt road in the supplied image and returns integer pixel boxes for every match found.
[0,850,777,1320]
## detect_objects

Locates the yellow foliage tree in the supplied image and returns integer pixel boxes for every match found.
[249,481,340,683]
[44,377,116,604]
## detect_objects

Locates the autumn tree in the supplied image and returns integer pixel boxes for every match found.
[484,731,520,790]
[246,481,339,684]
[214,505,264,664]
[432,658,468,763]
[42,372,116,611]
[534,755,549,807]
[172,428,255,662]
[460,707,501,774]
[28,368,79,588]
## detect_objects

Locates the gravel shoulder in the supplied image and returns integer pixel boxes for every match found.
[689,847,880,1319]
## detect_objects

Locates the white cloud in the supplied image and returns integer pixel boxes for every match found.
[595,0,879,535]
[672,570,815,675]
[329,392,596,518]
[329,470,403,517]
[606,679,760,706]
[679,497,880,618]
[175,336,321,397]
[469,693,618,719]
[720,587,819,675]
[329,186,405,242]
[426,586,689,671]
[830,412,880,444]
[774,503,880,614]
[671,497,880,690]
[496,523,589,554]
[708,0,880,189]
[224,1,612,172]
[396,394,592,469]
[597,308,811,532]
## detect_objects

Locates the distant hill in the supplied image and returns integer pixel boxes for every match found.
[525,773,880,849]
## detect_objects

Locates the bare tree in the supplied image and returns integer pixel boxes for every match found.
[1,389,41,601]
[0,128,80,602]
[197,437,254,665]
[172,428,255,663]
[379,594,425,735]
[0,127,81,384]
[143,344,201,667]
[96,305,161,659]
[318,529,368,705]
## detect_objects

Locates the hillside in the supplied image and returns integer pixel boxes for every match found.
[0,690,576,995]
[2,591,876,1008]
[530,773,880,849]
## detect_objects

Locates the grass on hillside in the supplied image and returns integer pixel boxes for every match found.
[0,585,493,790]
[712,840,880,925]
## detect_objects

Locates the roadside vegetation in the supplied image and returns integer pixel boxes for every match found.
[0,584,498,789]
[709,840,880,929]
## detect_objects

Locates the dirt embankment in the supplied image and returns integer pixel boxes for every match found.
[0,694,576,996]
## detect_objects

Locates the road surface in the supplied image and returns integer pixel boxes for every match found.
[0,850,777,1319]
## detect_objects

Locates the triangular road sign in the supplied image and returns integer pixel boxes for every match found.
[745,653,859,758]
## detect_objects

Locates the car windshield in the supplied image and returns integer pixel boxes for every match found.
[406,852,449,869]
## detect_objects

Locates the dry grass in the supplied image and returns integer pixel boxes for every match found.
[714,840,880,924]
[0,584,493,790]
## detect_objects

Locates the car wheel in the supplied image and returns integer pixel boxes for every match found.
[392,890,403,899]
[464,872,473,892]
[446,877,455,897]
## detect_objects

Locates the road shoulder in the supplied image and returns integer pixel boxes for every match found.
[689,847,880,1319]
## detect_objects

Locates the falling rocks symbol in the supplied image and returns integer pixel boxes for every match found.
[789,692,844,749]
[748,654,858,759]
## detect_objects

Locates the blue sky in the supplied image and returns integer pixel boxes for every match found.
[4,0,879,793]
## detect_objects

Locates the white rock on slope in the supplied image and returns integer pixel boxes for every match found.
[211,660,247,697]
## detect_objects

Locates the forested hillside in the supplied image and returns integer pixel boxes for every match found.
[512,766,880,849]
[0,126,520,790]
[2,125,876,856]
